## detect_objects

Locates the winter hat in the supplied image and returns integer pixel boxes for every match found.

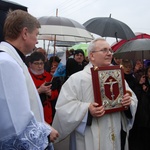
[74,49,84,56]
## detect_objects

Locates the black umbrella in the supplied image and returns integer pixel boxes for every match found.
[0,0,27,41]
[0,0,27,11]
[83,15,135,41]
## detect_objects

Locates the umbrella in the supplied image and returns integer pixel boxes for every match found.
[0,0,27,11]
[52,41,77,47]
[83,16,135,41]
[69,43,89,56]
[38,16,94,43]
[38,34,93,43]
[0,0,27,41]
[38,16,94,55]
[111,33,150,52]
[113,39,150,61]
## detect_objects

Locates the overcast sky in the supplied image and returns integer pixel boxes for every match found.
[11,0,150,47]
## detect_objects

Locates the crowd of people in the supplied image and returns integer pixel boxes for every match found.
[0,9,150,150]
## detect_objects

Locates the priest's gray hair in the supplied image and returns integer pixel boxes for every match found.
[87,37,106,59]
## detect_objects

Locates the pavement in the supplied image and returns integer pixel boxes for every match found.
[54,136,70,150]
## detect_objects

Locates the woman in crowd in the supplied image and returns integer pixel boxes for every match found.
[121,59,137,91]
[28,51,58,125]
[48,56,65,119]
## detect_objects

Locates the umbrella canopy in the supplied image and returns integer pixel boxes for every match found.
[113,39,150,61]
[52,41,77,47]
[0,0,27,11]
[69,43,89,56]
[38,34,93,43]
[38,16,94,42]
[83,16,135,41]
[0,0,27,41]
[112,33,150,52]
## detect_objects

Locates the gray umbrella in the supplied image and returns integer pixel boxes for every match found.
[38,16,94,54]
[113,38,150,61]
[38,16,94,42]
[83,16,135,41]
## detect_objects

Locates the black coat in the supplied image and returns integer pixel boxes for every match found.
[65,58,86,80]
[134,79,150,128]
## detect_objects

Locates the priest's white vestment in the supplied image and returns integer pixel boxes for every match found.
[52,63,138,150]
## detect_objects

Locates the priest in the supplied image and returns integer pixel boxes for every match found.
[52,38,138,150]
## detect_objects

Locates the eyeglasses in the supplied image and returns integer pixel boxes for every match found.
[92,48,113,54]
[33,62,44,66]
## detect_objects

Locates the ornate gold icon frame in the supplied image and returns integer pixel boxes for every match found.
[91,65,126,114]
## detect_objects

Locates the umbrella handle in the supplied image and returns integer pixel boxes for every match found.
[115,32,118,42]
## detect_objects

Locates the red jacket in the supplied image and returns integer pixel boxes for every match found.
[29,69,58,124]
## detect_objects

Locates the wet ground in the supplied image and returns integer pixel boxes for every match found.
[54,136,70,150]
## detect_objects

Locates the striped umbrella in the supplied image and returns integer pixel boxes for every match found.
[38,16,94,43]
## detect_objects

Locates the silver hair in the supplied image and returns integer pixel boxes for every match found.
[87,37,106,59]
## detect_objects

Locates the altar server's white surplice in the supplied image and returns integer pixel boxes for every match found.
[0,42,51,149]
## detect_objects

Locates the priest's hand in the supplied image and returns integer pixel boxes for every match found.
[121,93,131,109]
[89,102,105,118]
[49,126,59,143]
